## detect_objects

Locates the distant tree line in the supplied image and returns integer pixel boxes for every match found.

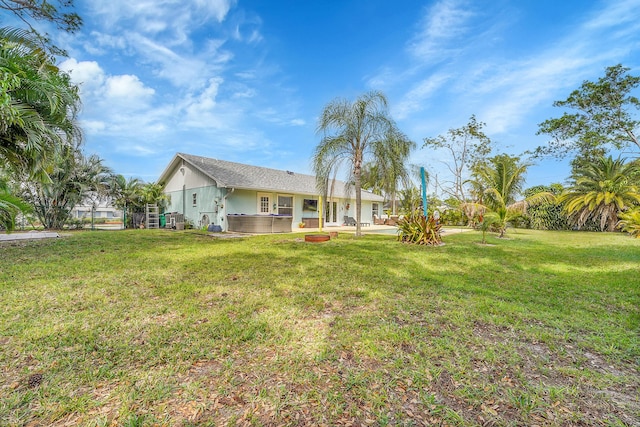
[415,64,640,238]
[322,66,640,240]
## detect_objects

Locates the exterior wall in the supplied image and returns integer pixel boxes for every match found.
[340,199,376,223]
[71,201,122,220]
[165,185,225,228]
[163,161,226,228]
[164,161,213,192]
[225,189,260,215]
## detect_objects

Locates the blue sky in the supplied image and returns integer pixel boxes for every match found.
[40,0,640,192]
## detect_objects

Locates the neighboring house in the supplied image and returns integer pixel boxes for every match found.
[157,153,385,232]
[71,197,122,220]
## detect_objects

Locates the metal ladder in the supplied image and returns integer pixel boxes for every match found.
[146,204,159,229]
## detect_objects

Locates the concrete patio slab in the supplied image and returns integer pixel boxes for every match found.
[0,231,60,241]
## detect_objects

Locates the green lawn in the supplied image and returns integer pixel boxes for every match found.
[0,229,638,426]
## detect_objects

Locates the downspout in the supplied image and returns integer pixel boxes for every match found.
[222,187,235,231]
[182,184,186,219]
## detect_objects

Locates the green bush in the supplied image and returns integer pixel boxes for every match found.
[524,184,569,230]
[65,218,85,229]
[618,208,640,238]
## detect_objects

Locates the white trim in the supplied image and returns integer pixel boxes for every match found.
[257,192,272,214]
[277,194,294,216]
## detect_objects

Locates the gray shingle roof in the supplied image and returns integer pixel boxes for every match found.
[177,153,384,202]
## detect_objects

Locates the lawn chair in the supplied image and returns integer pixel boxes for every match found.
[343,216,357,226]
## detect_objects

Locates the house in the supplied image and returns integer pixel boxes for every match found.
[157,153,385,232]
[71,197,122,221]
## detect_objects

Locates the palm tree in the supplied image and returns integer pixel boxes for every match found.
[467,154,542,237]
[361,137,415,216]
[313,91,414,236]
[111,175,143,229]
[377,129,415,215]
[141,182,168,211]
[0,174,31,231]
[617,208,640,238]
[559,156,640,231]
[20,147,112,229]
[0,27,80,173]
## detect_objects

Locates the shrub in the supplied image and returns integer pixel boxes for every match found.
[397,210,442,246]
[618,208,640,238]
[524,184,569,230]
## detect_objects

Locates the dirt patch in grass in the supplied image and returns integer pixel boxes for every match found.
[472,321,640,426]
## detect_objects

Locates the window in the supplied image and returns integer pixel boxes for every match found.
[372,203,379,217]
[192,193,197,206]
[278,195,293,216]
[258,193,271,214]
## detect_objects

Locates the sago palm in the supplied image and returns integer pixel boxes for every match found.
[617,208,640,238]
[559,156,640,231]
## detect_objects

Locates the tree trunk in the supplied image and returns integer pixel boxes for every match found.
[354,155,363,237]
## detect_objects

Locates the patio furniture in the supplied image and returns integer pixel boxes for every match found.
[373,214,386,225]
[344,216,357,226]
[344,216,370,227]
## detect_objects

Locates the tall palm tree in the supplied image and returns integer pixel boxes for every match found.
[361,132,415,216]
[559,156,640,231]
[0,27,81,174]
[313,91,413,236]
[377,128,415,215]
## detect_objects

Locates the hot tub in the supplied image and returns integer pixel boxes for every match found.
[226,214,293,233]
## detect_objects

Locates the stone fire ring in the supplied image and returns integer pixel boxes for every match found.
[305,234,330,243]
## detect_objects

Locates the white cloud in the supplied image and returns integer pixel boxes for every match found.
[80,120,106,134]
[90,0,234,34]
[58,58,166,148]
[185,77,224,119]
[232,88,257,99]
[59,58,105,92]
[61,58,156,110]
[88,31,128,52]
[583,0,640,30]
[392,73,451,120]
[105,75,155,102]
[408,0,475,60]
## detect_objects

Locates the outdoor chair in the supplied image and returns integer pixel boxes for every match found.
[344,216,357,226]
[344,216,370,227]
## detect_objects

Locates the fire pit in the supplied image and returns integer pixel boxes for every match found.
[304,234,330,243]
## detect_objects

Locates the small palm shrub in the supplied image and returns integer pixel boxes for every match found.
[397,211,442,245]
[618,208,640,238]
[478,212,500,244]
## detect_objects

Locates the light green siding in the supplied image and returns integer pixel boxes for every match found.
[165,185,225,227]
